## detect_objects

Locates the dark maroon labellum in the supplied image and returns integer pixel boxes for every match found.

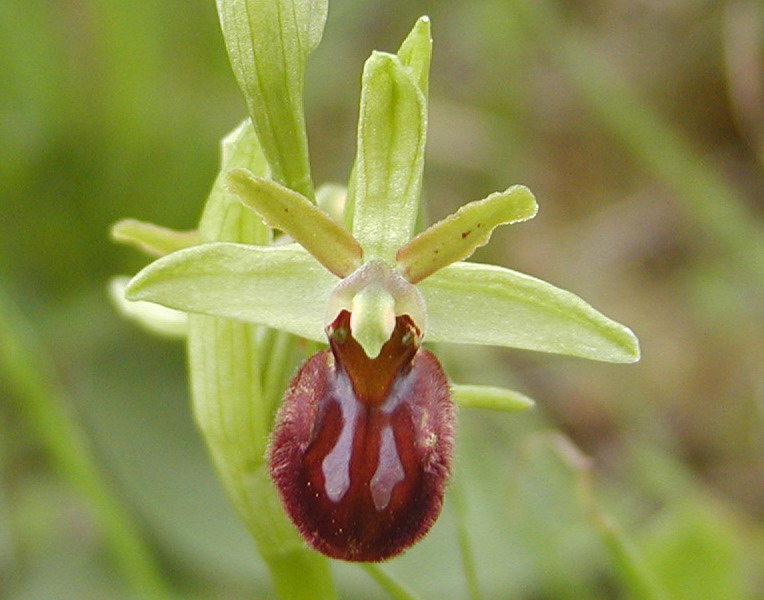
[268,310,454,562]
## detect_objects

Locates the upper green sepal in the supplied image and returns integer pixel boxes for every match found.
[397,16,432,97]
[349,51,428,263]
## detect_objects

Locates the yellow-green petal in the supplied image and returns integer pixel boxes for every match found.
[228,168,362,277]
[396,185,537,283]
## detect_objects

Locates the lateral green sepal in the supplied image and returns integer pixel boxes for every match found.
[125,243,337,342]
[419,261,640,363]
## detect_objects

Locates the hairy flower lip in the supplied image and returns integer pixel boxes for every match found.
[268,313,454,562]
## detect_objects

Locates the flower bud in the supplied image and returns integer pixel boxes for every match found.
[268,310,454,561]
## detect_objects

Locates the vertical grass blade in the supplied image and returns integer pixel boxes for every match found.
[0,290,174,599]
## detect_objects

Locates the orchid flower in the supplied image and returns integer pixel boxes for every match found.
[111,4,638,581]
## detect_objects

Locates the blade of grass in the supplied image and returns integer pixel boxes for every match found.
[546,433,672,600]
[361,563,424,600]
[450,475,482,600]
[0,410,16,585]
[0,288,174,599]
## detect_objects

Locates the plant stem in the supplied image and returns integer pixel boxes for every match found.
[188,315,336,600]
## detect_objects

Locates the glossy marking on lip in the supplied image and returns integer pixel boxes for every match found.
[268,310,454,562]
[370,425,405,511]
[320,375,357,503]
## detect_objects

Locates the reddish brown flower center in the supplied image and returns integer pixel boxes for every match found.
[268,310,454,561]
[326,310,421,407]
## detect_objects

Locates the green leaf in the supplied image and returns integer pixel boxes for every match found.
[418,262,640,363]
[110,219,197,257]
[397,16,432,97]
[349,52,427,262]
[125,243,337,342]
[396,185,537,283]
[216,0,327,199]
[452,384,535,412]
[228,168,362,277]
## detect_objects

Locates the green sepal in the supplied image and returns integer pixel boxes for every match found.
[228,168,362,277]
[396,185,538,283]
[349,51,427,262]
[125,243,337,342]
[216,0,327,198]
[110,220,197,257]
[419,261,640,363]
[452,384,535,412]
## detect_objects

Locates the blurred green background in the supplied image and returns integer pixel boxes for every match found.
[2,0,764,598]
